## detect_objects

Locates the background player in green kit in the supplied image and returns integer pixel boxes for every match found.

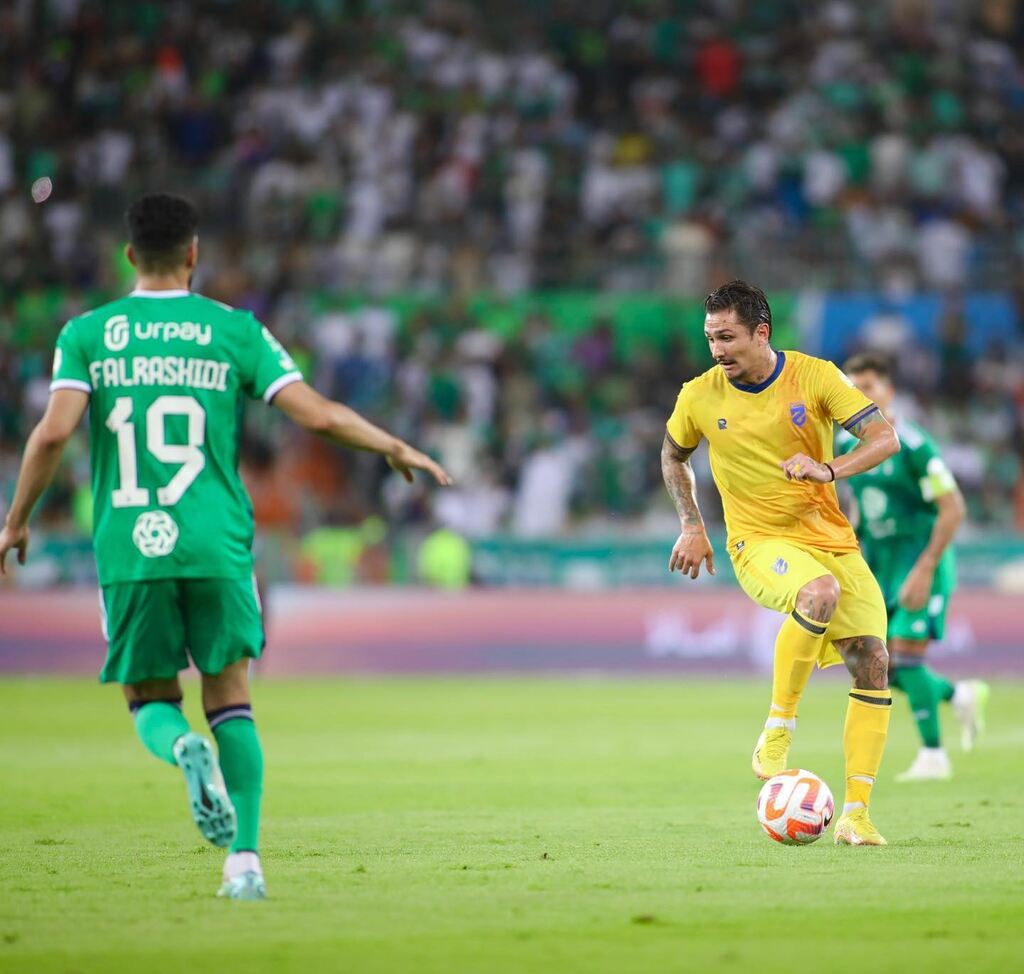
[0,194,451,899]
[839,353,989,782]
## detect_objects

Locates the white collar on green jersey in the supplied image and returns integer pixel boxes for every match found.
[130,289,191,298]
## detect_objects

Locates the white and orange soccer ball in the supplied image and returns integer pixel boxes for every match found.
[756,769,835,845]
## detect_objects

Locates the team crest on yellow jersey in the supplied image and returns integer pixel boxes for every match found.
[789,402,807,427]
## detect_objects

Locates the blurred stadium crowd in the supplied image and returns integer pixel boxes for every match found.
[2,0,1024,582]
[5,0,1024,292]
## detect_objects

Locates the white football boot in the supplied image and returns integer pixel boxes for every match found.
[951,680,990,751]
[218,851,266,901]
[895,746,952,782]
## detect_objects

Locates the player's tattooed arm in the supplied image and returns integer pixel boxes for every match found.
[830,408,900,479]
[661,435,715,578]
[661,435,702,527]
[833,635,889,690]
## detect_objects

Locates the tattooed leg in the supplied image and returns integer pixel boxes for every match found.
[834,635,892,814]
[834,635,889,690]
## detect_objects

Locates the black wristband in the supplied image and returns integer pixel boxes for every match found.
[825,462,836,482]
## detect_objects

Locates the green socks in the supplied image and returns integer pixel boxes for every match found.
[131,699,263,854]
[890,663,953,749]
[208,705,263,854]
[932,670,955,703]
[131,700,190,765]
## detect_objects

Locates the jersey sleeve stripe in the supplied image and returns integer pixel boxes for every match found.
[841,404,878,430]
[665,427,699,451]
[50,379,92,394]
[262,371,303,403]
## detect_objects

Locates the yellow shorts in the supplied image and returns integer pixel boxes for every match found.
[731,539,887,669]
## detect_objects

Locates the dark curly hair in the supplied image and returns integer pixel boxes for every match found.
[704,280,772,339]
[126,193,198,272]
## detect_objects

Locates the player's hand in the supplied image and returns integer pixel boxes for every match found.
[0,521,30,574]
[387,443,452,486]
[668,528,715,579]
[780,453,832,483]
[898,560,935,613]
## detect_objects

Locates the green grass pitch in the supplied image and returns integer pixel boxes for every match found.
[2,676,1023,973]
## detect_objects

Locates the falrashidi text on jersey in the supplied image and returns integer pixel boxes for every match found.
[88,356,231,391]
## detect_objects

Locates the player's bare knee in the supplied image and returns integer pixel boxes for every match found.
[123,677,182,706]
[889,638,927,666]
[200,658,251,711]
[795,574,841,624]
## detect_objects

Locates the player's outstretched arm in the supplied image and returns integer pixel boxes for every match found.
[781,409,899,484]
[0,389,89,573]
[661,434,714,579]
[272,381,451,486]
[899,485,965,612]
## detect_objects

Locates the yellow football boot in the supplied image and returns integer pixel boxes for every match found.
[833,806,887,846]
[751,727,792,780]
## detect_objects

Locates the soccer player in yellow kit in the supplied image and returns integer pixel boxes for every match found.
[661,281,901,845]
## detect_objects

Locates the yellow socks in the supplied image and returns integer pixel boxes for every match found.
[768,609,828,723]
[843,689,892,810]
[768,600,892,813]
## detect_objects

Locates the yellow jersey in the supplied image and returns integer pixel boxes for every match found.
[665,350,877,555]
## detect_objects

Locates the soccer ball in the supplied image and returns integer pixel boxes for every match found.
[756,769,834,845]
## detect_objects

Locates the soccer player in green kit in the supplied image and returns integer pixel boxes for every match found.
[0,194,451,898]
[839,354,988,781]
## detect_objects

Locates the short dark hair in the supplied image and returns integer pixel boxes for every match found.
[843,352,893,380]
[126,193,198,272]
[704,280,772,339]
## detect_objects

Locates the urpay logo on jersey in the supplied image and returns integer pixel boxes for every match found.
[103,314,213,352]
[104,315,130,351]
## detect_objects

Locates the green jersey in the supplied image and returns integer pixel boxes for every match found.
[838,418,957,575]
[50,289,302,585]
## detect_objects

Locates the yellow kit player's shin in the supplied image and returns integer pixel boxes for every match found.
[842,688,892,800]
[843,688,892,804]
[753,609,828,779]
[770,609,827,721]
[835,689,892,846]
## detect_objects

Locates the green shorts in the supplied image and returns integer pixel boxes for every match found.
[99,577,264,685]
[887,593,948,642]
[865,542,955,644]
